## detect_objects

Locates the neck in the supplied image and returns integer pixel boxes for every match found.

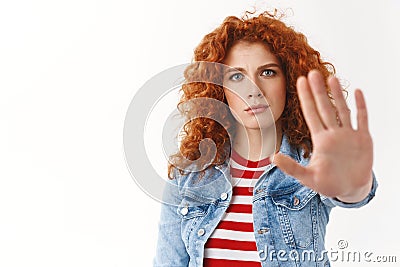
[232,120,283,161]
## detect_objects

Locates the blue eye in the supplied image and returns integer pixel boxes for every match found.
[261,69,276,77]
[229,73,244,81]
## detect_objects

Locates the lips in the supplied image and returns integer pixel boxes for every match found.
[245,104,270,114]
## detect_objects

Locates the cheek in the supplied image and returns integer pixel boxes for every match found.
[224,90,243,110]
[265,85,286,105]
[280,90,287,106]
[274,93,286,114]
[274,92,287,118]
[223,90,247,121]
[277,91,286,106]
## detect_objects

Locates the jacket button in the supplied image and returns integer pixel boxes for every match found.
[220,192,228,200]
[180,207,188,215]
[197,228,205,236]
[293,196,300,206]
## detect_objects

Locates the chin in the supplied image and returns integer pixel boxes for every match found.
[247,117,276,129]
[244,122,277,130]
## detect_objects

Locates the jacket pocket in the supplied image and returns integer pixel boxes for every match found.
[177,202,208,220]
[177,200,209,252]
[271,186,317,249]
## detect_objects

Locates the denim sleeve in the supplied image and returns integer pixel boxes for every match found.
[321,171,378,208]
[153,175,189,267]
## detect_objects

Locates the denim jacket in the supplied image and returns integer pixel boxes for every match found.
[154,135,378,267]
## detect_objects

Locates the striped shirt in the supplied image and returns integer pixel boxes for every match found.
[203,150,271,266]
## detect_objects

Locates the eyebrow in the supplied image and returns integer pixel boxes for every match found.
[224,63,281,75]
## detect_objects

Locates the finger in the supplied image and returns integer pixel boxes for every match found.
[297,76,324,134]
[355,89,369,132]
[308,70,338,128]
[328,76,352,128]
[273,153,312,186]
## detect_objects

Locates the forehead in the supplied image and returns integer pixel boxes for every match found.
[223,41,279,67]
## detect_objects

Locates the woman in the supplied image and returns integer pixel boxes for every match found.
[154,10,377,267]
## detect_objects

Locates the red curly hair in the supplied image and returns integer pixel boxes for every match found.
[168,10,336,179]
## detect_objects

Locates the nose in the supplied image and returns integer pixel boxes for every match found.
[248,92,263,98]
[247,83,263,98]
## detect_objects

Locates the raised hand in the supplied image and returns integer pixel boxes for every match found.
[274,70,373,202]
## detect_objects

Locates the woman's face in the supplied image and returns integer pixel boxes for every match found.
[222,41,286,131]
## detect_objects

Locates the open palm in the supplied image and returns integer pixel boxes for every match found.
[274,70,373,202]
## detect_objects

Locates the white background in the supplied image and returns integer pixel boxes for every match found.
[1,0,399,266]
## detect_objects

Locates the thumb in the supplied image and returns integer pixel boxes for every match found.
[273,153,310,184]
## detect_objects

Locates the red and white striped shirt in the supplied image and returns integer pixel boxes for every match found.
[203,150,271,267]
